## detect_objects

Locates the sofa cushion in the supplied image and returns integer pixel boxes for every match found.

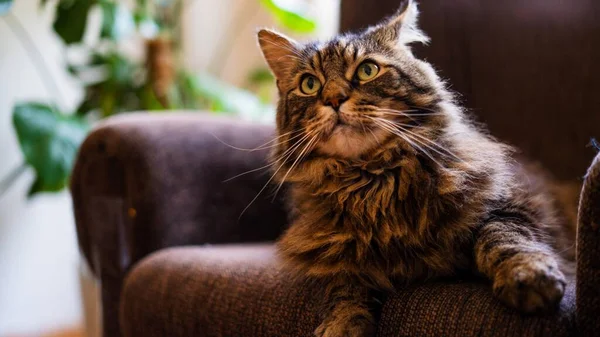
[121,245,576,337]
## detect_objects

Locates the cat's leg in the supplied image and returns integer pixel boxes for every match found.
[474,219,567,313]
[314,275,375,337]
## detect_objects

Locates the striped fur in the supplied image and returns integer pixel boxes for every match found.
[257,1,577,336]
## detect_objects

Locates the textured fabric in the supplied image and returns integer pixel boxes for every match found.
[121,245,577,337]
[341,0,600,181]
[121,245,320,337]
[379,283,576,337]
[70,113,289,336]
[577,152,600,337]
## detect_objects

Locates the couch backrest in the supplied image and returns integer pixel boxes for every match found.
[341,0,600,180]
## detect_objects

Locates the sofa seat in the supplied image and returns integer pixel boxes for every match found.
[121,244,577,337]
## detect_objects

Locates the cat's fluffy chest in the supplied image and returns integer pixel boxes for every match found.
[279,156,478,288]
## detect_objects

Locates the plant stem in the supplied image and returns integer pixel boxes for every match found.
[3,13,68,108]
[0,163,28,197]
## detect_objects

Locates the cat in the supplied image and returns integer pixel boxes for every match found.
[257,1,577,336]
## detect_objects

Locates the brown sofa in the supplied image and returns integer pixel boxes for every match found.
[71,0,600,336]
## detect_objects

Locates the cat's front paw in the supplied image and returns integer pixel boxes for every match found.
[314,315,375,337]
[493,253,566,313]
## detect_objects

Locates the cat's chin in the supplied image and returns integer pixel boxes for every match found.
[317,125,384,159]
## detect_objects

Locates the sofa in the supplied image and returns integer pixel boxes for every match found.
[71,0,600,336]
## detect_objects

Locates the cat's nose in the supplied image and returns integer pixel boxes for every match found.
[323,92,349,111]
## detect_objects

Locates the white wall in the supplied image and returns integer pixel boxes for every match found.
[0,1,83,335]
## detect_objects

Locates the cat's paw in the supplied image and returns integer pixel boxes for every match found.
[314,316,375,337]
[493,253,566,313]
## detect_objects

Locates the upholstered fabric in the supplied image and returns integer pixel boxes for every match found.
[121,245,320,337]
[70,113,289,336]
[121,245,577,337]
[576,152,600,336]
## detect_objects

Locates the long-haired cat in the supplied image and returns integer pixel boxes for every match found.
[257,1,576,336]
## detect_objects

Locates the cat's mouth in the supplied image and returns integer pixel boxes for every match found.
[317,105,370,144]
[332,107,359,129]
[329,115,358,137]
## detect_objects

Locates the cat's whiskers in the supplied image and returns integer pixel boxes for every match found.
[375,109,419,123]
[237,129,319,219]
[408,105,442,114]
[211,129,303,153]
[222,130,307,182]
[377,108,443,118]
[359,120,368,136]
[369,117,446,168]
[376,118,454,167]
[251,130,306,151]
[377,108,419,115]
[382,119,466,164]
[368,128,382,147]
[359,119,382,147]
[257,130,306,150]
[223,138,306,183]
[374,116,465,162]
[379,111,443,118]
[271,131,321,200]
[271,129,318,164]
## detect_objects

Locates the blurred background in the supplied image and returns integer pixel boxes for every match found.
[0,0,339,335]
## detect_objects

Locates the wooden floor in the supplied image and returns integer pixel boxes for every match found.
[43,329,84,337]
[5,328,83,337]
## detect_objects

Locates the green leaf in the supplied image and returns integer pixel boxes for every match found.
[53,0,95,44]
[132,0,159,37]
[99,0,134,41]
[247,67,275,86]
[246,68,276,104]
[12,102,89,196]
[75,94,98,116]
[141,85,166,111]
[0,0,12,15]
[99,1,117,39]
[260,0,316,34]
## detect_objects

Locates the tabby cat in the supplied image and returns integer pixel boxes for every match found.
[257,1,576,336]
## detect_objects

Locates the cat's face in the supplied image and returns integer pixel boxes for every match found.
[259,1,445,161]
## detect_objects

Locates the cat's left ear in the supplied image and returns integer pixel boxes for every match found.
[257,29,300,80]
[370,0,429,46]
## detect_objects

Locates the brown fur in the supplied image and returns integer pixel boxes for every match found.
[257,1,577,336]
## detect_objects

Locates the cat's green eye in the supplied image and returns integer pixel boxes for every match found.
[300,75,321,95]
[356,62,380,81]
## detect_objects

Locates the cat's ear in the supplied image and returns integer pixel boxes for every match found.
[257,29,300,79]
[370,0,429,46]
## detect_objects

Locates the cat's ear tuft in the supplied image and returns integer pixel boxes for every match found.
[257,29,300,79]
[371,0,429,46]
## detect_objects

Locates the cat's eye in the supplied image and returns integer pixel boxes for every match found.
[300,75,321,95]
[355,62,380,81]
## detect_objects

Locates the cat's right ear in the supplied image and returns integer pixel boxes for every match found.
[257,29,300,79]
[368,0,429,47]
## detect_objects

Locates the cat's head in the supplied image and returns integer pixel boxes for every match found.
[258,0,450,163]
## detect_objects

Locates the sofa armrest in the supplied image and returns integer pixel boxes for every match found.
[576,152,600,336]
[70,112,288,336]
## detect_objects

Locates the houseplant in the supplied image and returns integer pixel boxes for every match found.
[0,0,316,197]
